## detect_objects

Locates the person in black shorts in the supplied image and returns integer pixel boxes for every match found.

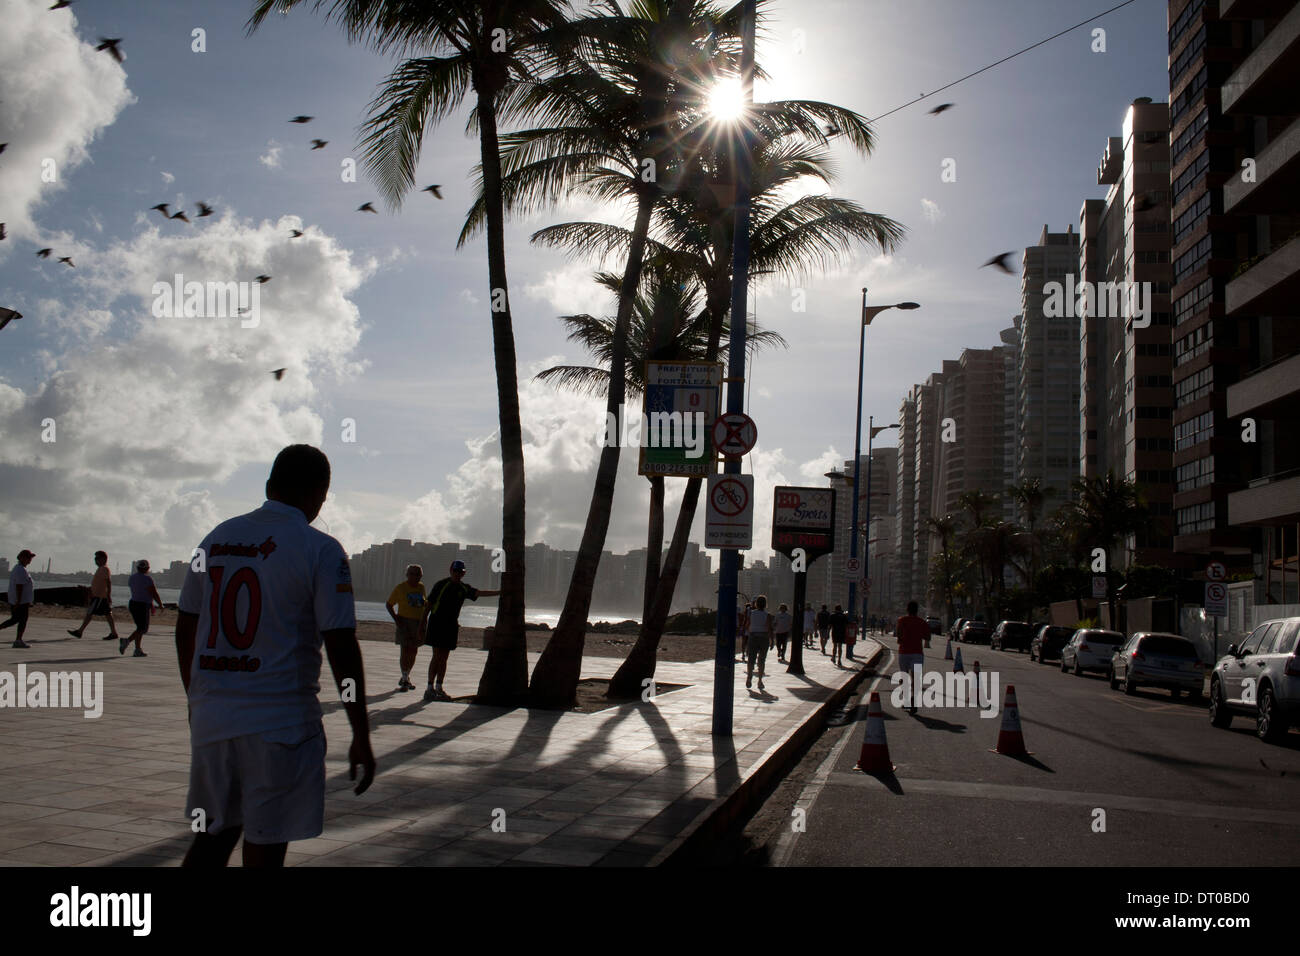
[122,559,165,657]
[420,560,500,702]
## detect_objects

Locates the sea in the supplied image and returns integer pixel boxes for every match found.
[3,579,638,628]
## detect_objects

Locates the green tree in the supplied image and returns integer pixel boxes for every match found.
[248,0,577,706]
[1067,472,1150,626]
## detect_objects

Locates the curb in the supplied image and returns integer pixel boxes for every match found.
[650,640,887,866]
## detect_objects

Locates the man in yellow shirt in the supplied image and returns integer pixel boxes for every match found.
[68,550,121,641]
[386,565,426,692]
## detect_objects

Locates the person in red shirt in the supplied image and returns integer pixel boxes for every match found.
[896,600,930,715]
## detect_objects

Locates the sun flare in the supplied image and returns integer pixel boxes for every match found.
[706,77,747,122]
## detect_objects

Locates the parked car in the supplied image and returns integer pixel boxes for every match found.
[927,616,943,635]
[1208,617,1300,743]
[950,618,969,640]
[1109,632,1204,699]
[959,620,992,644]
[1029,625,1075,664]
[1060,628,1125,675]
[991,620,1035,652]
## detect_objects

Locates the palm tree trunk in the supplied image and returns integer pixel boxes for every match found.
[609,475,702,698]
[473,94,528,706]
[644,476,664,623]
[530,193,657,708]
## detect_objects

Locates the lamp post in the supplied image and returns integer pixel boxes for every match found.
[863,418,900,627]
[848,291,919,637]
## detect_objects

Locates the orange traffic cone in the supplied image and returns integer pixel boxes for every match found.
[991,684,1031,756]
[854,691,895,773]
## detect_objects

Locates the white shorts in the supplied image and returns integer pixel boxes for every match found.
[187,721,326,844]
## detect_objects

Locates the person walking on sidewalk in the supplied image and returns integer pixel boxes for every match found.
[896,600,930,715]
[737,602,751,662]
[2,548,36,648]
[175,444,374,867]
[68,550,120,642]
[773,603,793,663]
[420,560,500,702]
[386,564,426,692]
[745,595,771,692]
[817,605,831,654]
[803,604,817,649]
[122,559,165,657]
[829,605,847,666]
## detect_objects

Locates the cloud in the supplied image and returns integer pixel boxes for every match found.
[161,171,175,185]
[0,2,134,243]
[524,263,614,318]
[458,288,480,307]
[0,213,372,563]
[920,198,944,223]
[259,143,282,169]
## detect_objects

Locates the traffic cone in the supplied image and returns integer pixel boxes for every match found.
[991,684,1031,756]
[944,639,953,660]
[953,647,964,672]
[854,691,895,773]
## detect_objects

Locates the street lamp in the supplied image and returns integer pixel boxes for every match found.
[862,418,900,625]
[849,290,919,634]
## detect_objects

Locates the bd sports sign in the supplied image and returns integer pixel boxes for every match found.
[771,486,835,560]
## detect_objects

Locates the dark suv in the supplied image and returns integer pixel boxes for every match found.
[1029,625,1076,664]
[959,620,992,645]
[991,621,1035,652]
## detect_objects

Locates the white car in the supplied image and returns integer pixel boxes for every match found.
[1061,628,1125,676]
[1108,632,1204,699]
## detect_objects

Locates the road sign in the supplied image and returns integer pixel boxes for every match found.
[638,360,722,478]
[845,557,861,574]
[1206,561,1227,582]
[771,486,836,560]
[1092,575,1108,599]
[712,412,757,457]
[1204,582,1228,617]
[706,474,753,549]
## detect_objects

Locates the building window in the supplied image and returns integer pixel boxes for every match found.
[1175,366,1213,403]
[1170,66,1208,125]
[1176,456,1215,491]
[1174,411,1214,450]
[1172,149,1210,205]
[1174,277,1213,326]
[1174,234,1213,284]
[1173,192,1212,246]
[1171,109,1209,166]
[1175,325,1212,368]
[1176,500,1215,535]
[1170,25,1207,87]
[1169,0,1205,53]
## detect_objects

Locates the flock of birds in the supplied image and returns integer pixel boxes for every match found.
[0,4,444,367]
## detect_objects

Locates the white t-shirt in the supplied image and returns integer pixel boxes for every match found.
[748,608,770,634]
[179,499,356,747]
[8,565,33,604]
[773,611,792,634]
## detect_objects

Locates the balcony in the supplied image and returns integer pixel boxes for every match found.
[1219,0,1285,18]
[1221,3,1300,115]
[1226,351,1300,417]
[1224,115,1300,215]
[1225,232,1300,315]
[1229,469,1300,526]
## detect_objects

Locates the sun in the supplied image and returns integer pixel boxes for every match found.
[706,77,747,122]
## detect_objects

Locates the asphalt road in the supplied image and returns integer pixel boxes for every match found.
[772,641,1300,866]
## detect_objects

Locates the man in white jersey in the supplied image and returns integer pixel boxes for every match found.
[175,444,375,867]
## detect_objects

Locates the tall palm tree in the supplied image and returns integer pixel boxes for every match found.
[1007,477,1054,597]
[247,0,576,706]
[535,266,785,625]
[1069,471,1149,625]
[926,514,960,626]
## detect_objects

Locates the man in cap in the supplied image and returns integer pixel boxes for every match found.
[1,549,36,648]
[419,560,500,702]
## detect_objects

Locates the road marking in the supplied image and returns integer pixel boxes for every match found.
[824,773,1300,826]
[770,647,893,867]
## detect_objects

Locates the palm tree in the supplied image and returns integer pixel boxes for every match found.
[247,0,576,706]
[1007,477,1054,598]
[927,514,960,626]
[534,265,785,625]
[1069,471,1149,626]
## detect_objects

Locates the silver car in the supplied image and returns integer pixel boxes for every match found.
[1061,628,1125,676]
[1209,617,1300,743]
[1108,632,1204,699]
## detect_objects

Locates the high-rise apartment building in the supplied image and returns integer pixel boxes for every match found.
[1019,225,1083,499]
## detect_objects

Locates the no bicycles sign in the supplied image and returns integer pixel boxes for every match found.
[706,474,753,549]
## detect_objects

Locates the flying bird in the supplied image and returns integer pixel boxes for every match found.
[290,229,304,238]
[254,274,271,284]
[289,115,313,124]
[58,256,75,267]
[357,202,378,214]
[50,0,74,8]
[196,202,213,217]
[981,252,1014,275]
[171,210,191,223]
[0,308,21,331]
[96,38,124,63]
[421,184,443,199]
[0,223,5,240]
[0,143,7,154]
[928,102,954,115]
[270,368,286,381]
[310,139,328,150]
[150,203,170,218]
[37,248,52,258]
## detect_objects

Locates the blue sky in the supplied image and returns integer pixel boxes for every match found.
[0,0,1169,574]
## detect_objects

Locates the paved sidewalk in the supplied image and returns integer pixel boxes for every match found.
[0,616,879,866]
